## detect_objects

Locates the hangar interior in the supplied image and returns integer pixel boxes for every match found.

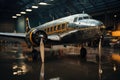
[1,0,120,80]
[0,0,120,32]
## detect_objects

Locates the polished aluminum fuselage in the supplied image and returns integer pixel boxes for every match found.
[35,13,104,44]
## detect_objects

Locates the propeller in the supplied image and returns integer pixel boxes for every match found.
[40,63,44,80]
[40,38,45,63]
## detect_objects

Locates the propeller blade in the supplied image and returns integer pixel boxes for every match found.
[40,63,44,80]
[40,38,45,63]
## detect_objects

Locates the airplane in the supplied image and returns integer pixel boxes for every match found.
[0,13,105,63]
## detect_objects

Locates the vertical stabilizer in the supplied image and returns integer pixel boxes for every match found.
[26,17,31,32]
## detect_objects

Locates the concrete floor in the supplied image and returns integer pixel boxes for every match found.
[0,46,120,80]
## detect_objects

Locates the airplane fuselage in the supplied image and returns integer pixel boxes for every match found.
[26,13,104,46]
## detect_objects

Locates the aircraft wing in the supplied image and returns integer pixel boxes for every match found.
[0,32,61,40]
[0,29,80,44]
[0,32,61,42]
[0,32,26,39]
[0,29,81,45]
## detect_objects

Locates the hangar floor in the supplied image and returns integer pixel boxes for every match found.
[0,45,120,80]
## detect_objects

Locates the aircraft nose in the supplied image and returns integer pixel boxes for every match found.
[93,20,106,30]
[97,21,104,26]
[80,19,104,27]
[89,19,103,26]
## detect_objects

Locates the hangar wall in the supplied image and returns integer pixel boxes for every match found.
[28,13,41,28]
[0,19,15,32]
[0,12,120,33]
[16,16,25,33]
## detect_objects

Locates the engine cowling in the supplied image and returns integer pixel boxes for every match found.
[26,28,47,47]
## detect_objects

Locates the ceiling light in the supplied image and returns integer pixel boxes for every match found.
[39,2,48,5]
[16,14,21,16]
[114,15,117,17]
[12,16,17,18]
[26,9,32,12]
[20,11,26,14]
[32,5,38,9]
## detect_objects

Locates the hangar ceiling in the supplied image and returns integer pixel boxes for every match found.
[0,0,120,23]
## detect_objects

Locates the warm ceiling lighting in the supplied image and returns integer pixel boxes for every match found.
[32,5,38,9]
[20,11,26,14]
[39,2,48,5]
[12,16,17,18]
[26,9,32,12]
[16,14,21,16]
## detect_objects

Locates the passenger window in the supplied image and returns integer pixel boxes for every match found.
[62,24,65,29]
[50,27,52,32]
[54,26,57,31]
[73,17,78,22]
[44,29,46,32]
[47,28,49,32]
[58,25,61,30]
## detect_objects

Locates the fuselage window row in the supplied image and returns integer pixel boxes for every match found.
[43,22,70,34]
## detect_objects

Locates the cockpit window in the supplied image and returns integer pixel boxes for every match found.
[83,16,89,19]
[79,17,82,20]
[74,16,91,22]
[83,16,91,19]
[73,17,78,22]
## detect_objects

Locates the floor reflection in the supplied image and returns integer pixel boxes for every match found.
[10,50,120,80]
[12,61,30,75]
[1,43,120,80]
[40,63,44,80]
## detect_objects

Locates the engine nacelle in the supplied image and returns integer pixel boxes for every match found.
[26,28,47,47]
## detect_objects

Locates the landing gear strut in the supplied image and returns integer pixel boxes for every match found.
[32,48,39,61]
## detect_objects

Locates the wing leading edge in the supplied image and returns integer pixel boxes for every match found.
[0,32,61,42]
[0,32,26,39]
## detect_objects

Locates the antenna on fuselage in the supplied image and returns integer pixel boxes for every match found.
[82,11,85,14]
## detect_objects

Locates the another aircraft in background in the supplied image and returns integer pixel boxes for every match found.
[0,13,105,63]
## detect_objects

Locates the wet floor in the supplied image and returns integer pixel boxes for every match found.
[0,47,120,80]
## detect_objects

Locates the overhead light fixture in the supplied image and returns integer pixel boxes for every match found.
[114,15,117,18]
[32,5,38,9]
[20,11,26,14]
[16,14,21,16]
[39,2,48,5]
[26,9,32,12]
[12,16,17,19]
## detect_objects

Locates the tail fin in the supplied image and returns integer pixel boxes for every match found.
[26,17,31,32]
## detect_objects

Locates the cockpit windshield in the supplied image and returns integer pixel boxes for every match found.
[73,17,78,22]
[79,17,82,20]
[83,16,91,19]
[73,16,91,22]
